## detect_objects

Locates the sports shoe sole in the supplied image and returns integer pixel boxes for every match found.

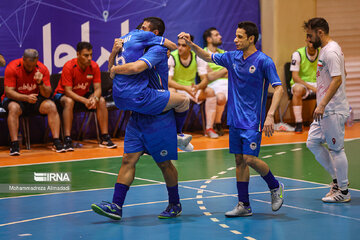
[91,204,121,220]
[52,147,66,153]
[225,212,253,217]
[322,198,351,203]
[158,210,182,219]
[9,152,20,156]
[99,144,117,149]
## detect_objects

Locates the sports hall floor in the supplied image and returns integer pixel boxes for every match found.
[0,123,359,240]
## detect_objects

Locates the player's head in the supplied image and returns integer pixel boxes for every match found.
[141,17,165,36]
[303,17,329,49]
[235,21,259,51]
[305,38,315,51]
[203,27,222,47]
[177,35,194,56]
[22,49,39,72]
[76,42,93,67]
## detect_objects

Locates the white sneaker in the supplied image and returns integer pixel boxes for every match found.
[271,182,284,211]
[177,133,192,147]
[178,143,194,152]
[205,128,219,139]
[322,190,351,203]
[225,202,252,217]
[325,182,339,197]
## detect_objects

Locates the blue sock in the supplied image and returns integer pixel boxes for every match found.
[262,170,279,190]
[112,183,129,207]
[174,111,188,134]
[237,181,249,206]
[167,185,180,204]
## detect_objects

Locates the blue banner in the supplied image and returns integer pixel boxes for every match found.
[0,0,260,75]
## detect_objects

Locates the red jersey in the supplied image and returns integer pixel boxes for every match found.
[2,58,50,101]
[54,58,101,97]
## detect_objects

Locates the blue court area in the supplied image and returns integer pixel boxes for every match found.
[0,175,359,240]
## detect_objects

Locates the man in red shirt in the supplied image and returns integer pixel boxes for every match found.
[54,42,116,150]
[2,49,65,155]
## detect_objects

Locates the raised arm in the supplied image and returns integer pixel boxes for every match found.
[108,38,123,71]
[178,32,213,62]
[163,38,177,51]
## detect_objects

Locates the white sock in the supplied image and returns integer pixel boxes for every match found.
[329,149,349,190]
[205,96,216,130]
[293,106,303,123]
[306,140,337,179]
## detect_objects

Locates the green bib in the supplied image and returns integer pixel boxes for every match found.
[170,50,197,86]
[204,47,225,73]
[290,46,318,86]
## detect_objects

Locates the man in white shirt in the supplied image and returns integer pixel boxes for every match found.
[168,35,219,138]
[305,17,350,203]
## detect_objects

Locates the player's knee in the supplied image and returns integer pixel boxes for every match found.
[7,102,22,116]
[121,154,137,167]
[306,140,320,153]
[216,93,226,105]
[205,87,215,97]
[293,85,305,98]
[177,95,190,112]
[62,96,74,108]
[157,160,172,170]
[244,155,257,168]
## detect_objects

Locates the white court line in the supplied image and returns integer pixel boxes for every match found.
[262,155,272,158]
[230,230,242,234]
[244,236,257,240]
[291,148,302,151]
[219,224,229,228]
[253,199,360,222]
[275,152,286,155]
[2,137,359,168]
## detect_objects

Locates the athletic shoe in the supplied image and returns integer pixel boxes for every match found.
[99,134,117,149]
[295,122,303,134]
[322,190,351,203]
[91,201,122,220]
[206,128,219,139]
[178,142,194,152]
[177,133,192,147]
[225,202,252,217]
[325,182,339,197]
[52,139,66,153]
[271,182,284,211]
[214,123,224,136]
[158,203,182,218]
[64,136,74,152]
[274,122,295,132]
[9,141,20,156]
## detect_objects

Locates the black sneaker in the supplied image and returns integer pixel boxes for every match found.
[100,134,117,149]
[64,136,74,152]
[10,141,20,156]
[295,122,303,134]
[52,139,66,153]
[214,123,225,136]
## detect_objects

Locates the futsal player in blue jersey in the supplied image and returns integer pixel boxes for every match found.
[108,19,193,151]
[91,17,182,220]
[178,21,285,217]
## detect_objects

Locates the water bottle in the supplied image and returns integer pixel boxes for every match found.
[346,107,354,127]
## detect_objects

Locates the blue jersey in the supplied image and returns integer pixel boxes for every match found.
[113,29,165,98]
[212,50,281,131]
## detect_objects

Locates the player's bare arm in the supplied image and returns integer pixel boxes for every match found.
[178,32,213,63]
[108,38,124,71]
[263,85,284,137]
[292,71,317,92]
[313,75,342,122]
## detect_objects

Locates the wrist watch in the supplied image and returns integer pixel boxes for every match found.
[94,96,99,102]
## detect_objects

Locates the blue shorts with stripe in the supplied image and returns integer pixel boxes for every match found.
[113,88,170,115]
[124,110,177,163]
[229,126,262,157]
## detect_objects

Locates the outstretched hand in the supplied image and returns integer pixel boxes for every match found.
[178,32,192,45]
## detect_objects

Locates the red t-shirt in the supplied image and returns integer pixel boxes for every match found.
[54,58,101,97]
[1,58,50,101]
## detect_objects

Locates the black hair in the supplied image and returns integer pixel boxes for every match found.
[203,27,217,45]
[76,42,93,53]
[303,17,329,34]
[237,21,259,44]
[143,17,165,36]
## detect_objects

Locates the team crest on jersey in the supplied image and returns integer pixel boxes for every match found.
[291,59,296,65]
[332,138,336,145]
[249,65,256,73]
[250,142,257,150]
[160,150,168,156]
[317,60,324,71]
[157,89,165,92]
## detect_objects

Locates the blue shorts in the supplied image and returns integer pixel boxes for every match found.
[124,110,177,163]
[113,88,170,115]
[229,126,262,157]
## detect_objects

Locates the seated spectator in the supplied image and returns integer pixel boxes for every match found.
[2,49,65,156]
[168,35,219,138]
[203,27,228,136]
[0,54,5,67]
[290,38,319,133]
[54,42,116,151]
